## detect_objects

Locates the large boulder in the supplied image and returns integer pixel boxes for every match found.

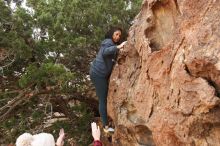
[108,0,220,145]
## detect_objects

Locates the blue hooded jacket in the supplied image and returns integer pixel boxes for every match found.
[90,39,118,78]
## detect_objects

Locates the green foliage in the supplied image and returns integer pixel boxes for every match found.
[0,0,142,144]
[51,103,94,146]
[0,99,46,142]
[0,91,18,107]
[0,1,33,59]
[19,63,75,90]
[26,0,142,62]
[0,1,11,22]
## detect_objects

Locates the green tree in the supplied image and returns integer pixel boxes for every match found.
[0,0,141,145]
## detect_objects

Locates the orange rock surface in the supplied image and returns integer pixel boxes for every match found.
[108,0,220,145]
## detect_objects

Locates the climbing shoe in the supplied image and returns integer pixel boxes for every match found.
[103,127,115,133]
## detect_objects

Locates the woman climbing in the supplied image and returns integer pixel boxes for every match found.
[90,27,127,133]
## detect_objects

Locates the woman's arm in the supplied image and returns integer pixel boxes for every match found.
[91,122,103,146]
[102,40,127,56]
[102,42,118,56]
[56,129,65,146]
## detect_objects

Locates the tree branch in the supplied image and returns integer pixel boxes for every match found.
[0,87,98,122]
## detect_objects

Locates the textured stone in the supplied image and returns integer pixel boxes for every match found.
[108,0,220,145]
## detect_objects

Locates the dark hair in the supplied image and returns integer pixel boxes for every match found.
[105,27,123,44]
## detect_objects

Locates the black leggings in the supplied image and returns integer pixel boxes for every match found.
[90,72,108,126]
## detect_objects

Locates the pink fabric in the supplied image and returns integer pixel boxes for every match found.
[93,140,102,146]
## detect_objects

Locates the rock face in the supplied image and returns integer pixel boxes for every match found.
[108,0,220,145]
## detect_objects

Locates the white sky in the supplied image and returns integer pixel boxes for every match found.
[10,0,34,14]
